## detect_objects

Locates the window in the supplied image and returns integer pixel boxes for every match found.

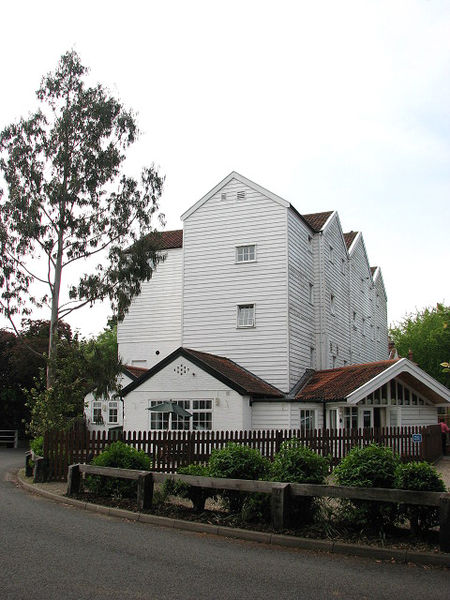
[363,409,372,428]
[221,192,227,201]
[307,235,313,251]
[193,400,213,431]
[236,245,256,263]
[332,355,337,368]
[309,283,314,304]
[237,304,255,327]
[343,407,358,430]
[329,245,334,263]
[108,401,118,424]
[361,277,365,292]
[330,294,335,314]
[92,401,103,425]
[237,190,246,200]
[300,409,316,433]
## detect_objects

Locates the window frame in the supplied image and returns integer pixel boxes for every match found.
[237,304,256,328]
[235,244,256,264]
[108,401,119,424]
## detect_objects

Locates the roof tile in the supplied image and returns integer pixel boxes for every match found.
[302,211,333,231]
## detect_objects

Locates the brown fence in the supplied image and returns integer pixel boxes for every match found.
[43,424,442,482]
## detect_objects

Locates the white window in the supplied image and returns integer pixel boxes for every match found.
[92,401,103,425]
[108,401,118,424]
[236,245,256,263]
[237,190,246,200]
[192,399,213,431]
[343,407,358,430]
[300,409,316,433]
[330,293,335,314]
[237,304,255,327]
[309,283,314,304]
[221,192,227,201]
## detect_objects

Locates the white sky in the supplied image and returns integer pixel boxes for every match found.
[1,0,449,337]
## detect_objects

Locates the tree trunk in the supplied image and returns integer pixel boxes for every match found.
[47,223,64,389]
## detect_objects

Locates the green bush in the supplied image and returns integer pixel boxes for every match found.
[334,444,400,532]
[30,436,44,457]
[395,461,446,534]
[163,464,213,512]
[84,441,151,498]
[271,439,329,524]
[208,443,270,513]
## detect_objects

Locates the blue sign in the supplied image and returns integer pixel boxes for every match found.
[412,433,422,443]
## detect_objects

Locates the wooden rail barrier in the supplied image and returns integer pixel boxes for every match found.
[66,464,450,552]
[0,429,19,448]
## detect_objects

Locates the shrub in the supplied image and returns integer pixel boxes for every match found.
[271,439,329,524]
[30,436,44,457]
[208,443,270,513]
[395,461,446,534]
[334,444,400,532]
[163,464,213,512]
[84,441,151,498]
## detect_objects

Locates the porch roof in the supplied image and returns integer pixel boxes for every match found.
[295,360,400,401]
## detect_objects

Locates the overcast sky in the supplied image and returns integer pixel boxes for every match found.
[1,0,449,337]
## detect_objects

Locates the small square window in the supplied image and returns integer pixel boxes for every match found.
[237,190,246,200]
[237,304,255,327]
[236,245,256,263]
[221,192,227,201]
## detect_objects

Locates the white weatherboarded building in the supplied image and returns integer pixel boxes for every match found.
[116,172,450,432]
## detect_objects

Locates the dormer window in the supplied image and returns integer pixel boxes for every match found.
[236,245,256,263]
[237,190,246,200]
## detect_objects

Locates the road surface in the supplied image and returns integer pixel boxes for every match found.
[0,448,447,599]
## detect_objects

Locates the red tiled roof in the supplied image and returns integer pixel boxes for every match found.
[371,266,377,275]
[184,349,283,398]
[302,211,333,231]
[296,360,399,401]
[123,365,148,379]
[343,231,358,249]
[140,229,183,250]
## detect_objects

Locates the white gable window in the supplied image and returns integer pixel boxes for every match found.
[92,401,103,425]
[221,192,227,201]
[108,401,118,424]
[236,245,256,263]
[237,304,255,328]
[237,190,246,200]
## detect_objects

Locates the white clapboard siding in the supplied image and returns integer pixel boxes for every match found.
[399,406,438,427]
[123,356,250,431]
[373,269,389,360]
[117,248,183,369]
[287,209,315,387]
[320,214,352,369]
[251,402,291,430]
[182,177,290,391]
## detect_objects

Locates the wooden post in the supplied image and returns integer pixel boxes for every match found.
[439,493,450,553]
[137,473,154,511]
[33,457,48,483]
[271,483,290,531]
[25,451,33,477]
[67,464,81,496]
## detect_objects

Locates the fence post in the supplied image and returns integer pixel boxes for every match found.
[67,464,81,496]
[33,457,48,483]
[137,473,154,511]
[25,451,33,477]
[271,483,290,530]
[439,493,450,552]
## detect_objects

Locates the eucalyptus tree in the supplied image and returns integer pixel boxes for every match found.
[0,51,164,386]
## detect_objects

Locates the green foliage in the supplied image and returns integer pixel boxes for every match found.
[163,464,213,512]
[390,304,450,388]
[395,461,446,534]
[271,439,329,524]
[271,439,329,484]
[84,441,151,498]
[208,443,270,512]
[30,436,44,457]
[0,50,164,386]
[26,325,121,436]
[334,444,400,532]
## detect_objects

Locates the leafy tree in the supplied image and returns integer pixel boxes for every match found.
[26,325,122,437]
[0,50,164,387]
[389,303,450,388]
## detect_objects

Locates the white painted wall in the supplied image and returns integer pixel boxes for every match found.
[182,177,290,391]
[124,355,251,431]
[118,248,183,369]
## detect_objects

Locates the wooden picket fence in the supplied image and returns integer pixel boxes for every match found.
[42,424,442,482]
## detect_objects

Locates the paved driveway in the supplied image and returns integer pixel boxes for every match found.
[0,448,448,600]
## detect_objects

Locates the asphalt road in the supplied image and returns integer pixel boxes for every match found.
[0,448,448,600]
